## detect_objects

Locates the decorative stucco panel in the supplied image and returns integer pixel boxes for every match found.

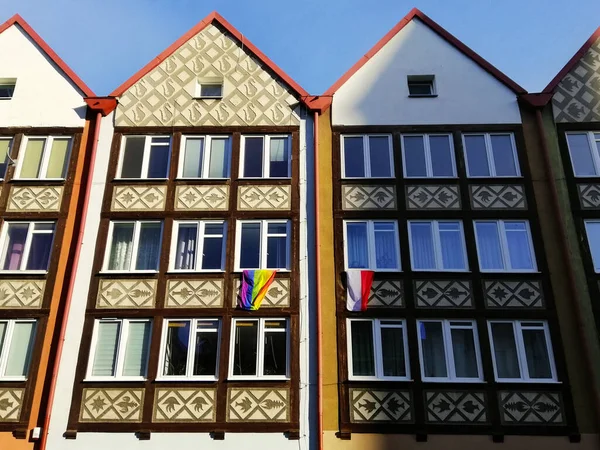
[115,23,299,126]
[237,185,291,210]
[96,279,157,308]
[425,391,487,423]
[406,185,460,209]
[342,185,397,210]
[415,280,473,308]
[483,280,544,308]
[233,277,290,307]
[111,185,167,211]
[7,186,63,212]
[166,279,224,308]
[499,392,564,425]
[0,388,23,422]
[469,185,526,210]
[349,389,412,423]
[175,185,229,210]
[153,388,216,422]
[577,184,600,209]
[0,280,45,308]
[80,388,144,422]
[368,280,403,308]
[226,388,289,422]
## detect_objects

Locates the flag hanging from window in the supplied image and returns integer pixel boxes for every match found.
[239,270,277,310]
[346,270,375,311]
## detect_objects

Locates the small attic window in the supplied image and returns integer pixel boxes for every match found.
[0,79,16,100]
[407,75,436,97]
[194,77,223,99]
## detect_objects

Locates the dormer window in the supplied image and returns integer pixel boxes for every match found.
[407,75,436,97]
[0,79,16,100]
[194,77,223,99]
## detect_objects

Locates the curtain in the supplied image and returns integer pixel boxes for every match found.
[475,222,503,270]
[420,322,447,378]
[175,225,197,270]
[346,223,368,269]
[522,329,552,379]
[46,138,70,178]
[0,138,10,178]
[122,321,151,376]
[209,138,228,178]
[429,135,454,177]
[464,135,490,176]
[403,136,427,177]
[451,328,478,378]
[368,136,391,178]
[381,326,405,377]
[269,138,289,177]
[135,223,161,270]
[243,138,264,177]
[148,141,170,178]
[566,134,595,176]
[2,224,27,270]
[20,139,44,178]
[26,224,54,271]
[164,321,189,376]
[410,223,435,269]
[120,137,144,178]
[182,138,203,178]
[343,137,365,177]
[92,322,120,377]
[108,224,134,270]
[490,134,517,176]
[351,321,375,376]
[505,222,534,270]
[490,323,520,378]
[439,223,465,270]
[585,222,600,270]
[4,322,35,376]
[374,223,398,269]
[233,321,258,375]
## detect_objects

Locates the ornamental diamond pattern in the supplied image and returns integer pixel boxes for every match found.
[232,278,290,307]
[470,185,526,209]
[577,184,600,208]
[499,392,564,424]
[227,388,289,422]
[111,185,166,211]
[96,279,157,308]
[350,389,412,423]
[166,279,223,308]
[483,280,544,308]
[342,185,396,210]
[7,186,63,211]
[175,185,229,210]
[80,388,144,422]
[0,389,23,422]
[425,391,487,423]
[153,388,216,422]
[553,37,600,122]
[115,23,300,127]
[238,185,290,210]
[0,280,45,308]
[368,280,403,307]
[415,280,473,308]
[406,185,460,209]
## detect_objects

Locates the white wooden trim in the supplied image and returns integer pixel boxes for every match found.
[341,134,394,179]
[14,135,73,180]
[0,319,36,380]
[235,219,290,271]
[0,221,56,272]
[116,135,171,180]
[343,220,401,271]
[408,220,468,271]
[102,220,162,272]
[239,135,291,179]
[462,132,521,178]
[401,133,457,178]
[177,135,232,179]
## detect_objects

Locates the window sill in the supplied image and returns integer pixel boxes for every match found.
[167,270,225,274]
[98,270,159,275]
[495,379,561,384]
[421,379,486,383]
[341,177,396,180]
[349,377,413,382]
[155,377,218,382]
[239,177,292,181]
[0,270,47,275]
[0,377,27,382]
[345,268,402,273]
[113,178,169,182]
[411,269,470,273]
[234,269,290,273]
[12,178,66,182]
[408,94,438,98]
[227,376,290,381]
[83,377,147,382]
[404,176,458,180]
[175,177,230,181]
[466,175,523,179]
[193,96,223,100]
[478,270,540,274]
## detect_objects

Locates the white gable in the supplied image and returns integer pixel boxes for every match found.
[0,24,86,128]
[332,18,521,125]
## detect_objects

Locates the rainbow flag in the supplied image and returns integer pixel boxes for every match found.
[239,270,277,310]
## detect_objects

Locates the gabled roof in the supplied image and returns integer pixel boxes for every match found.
[323,7,526,98]
[0,14,95,97]
[543,26,600,94]
[110,11,311,104]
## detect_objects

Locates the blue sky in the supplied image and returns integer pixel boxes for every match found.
[3,0,600,96]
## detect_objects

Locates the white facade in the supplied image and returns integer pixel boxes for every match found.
[0,24,86,128]
[332,18,521,126]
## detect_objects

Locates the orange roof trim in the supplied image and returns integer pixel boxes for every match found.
[110,11,310,104]
[323,7,526,98]
[0,14,95,97]
[543,26,600,94]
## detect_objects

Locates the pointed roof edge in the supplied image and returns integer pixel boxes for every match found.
[0,14,95,97]
[109,11,312,105]
[322,7,526,100]
[543,26,600,94]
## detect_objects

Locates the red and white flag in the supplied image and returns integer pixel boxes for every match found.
[346,270,374,311]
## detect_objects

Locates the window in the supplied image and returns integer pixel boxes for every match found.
[585,220,600,272]
[408,221,468,271]
[236,220,290,270]
[566,132,600,177]
[0,79,16,99]
[104,221,162,272]
[170,221,226,271]
[474,220,536,272]
[158,319,220,380]
[488,320,557,382]
[0,138,12,179]
[87,319,151,380]
[118,136,170,179]
[0,319,36,380]
[347,319,409,381]
[463,133,520,177]
[402,134,456,178]
[417,320,483,382]
[344,220,401,271]
[194,78,223,98]
[229,318,289,379]
[341,135,393,178]
[0,222,55,272]
[178,135,230,178]
[16,136,71,179]
[407,75,435,96]
[240,135,290,178]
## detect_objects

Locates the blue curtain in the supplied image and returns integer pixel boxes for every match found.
[346,223,368,268]
[373,223,397,269]
[410,223,435,270]
[439,223,465,270]
[475,222,503,270]
[505,222,534,270]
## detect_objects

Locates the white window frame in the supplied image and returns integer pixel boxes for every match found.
[0,137,13,180]
[0,221,55,273]
[177,135,231,179]
[169,220,227,272]
[0,319,36,381]
[228,317,290,380]
[234,220,290,271]
[343,220,401,272]
[487,320,558,383]
[14,135,72,180]
[116,135,171,179]
[565,131,600,177]
[401,134,457,178]
[584,219,600,272]
[157,318,221,381]
[239,135,291,179]
[407,75,436,97]
[85,318,152,382]
[473,220,537,272]
[0,79,16,100]
[194,80,224,99]
[417,319,484,383]
[407,220,468,272]
[346,318,410,381]
[340,134,394,179]
[102,220,163,273]
[462,132,521,178]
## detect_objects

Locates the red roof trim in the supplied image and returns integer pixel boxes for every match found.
[543,26,600,94]
[0,14,95,97]
[323,7,526,97]
[109,11,310,104]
